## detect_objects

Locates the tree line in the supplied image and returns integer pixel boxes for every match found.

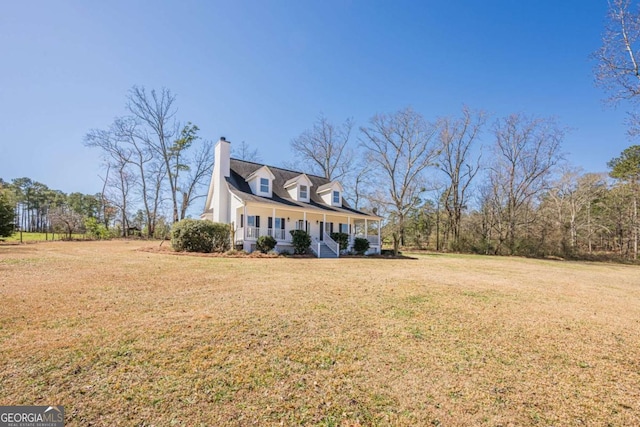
[0,177,110,239]
[283,108,639,260]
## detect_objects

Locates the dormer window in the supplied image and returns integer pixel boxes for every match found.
[317,180,344,207]
[284,174,313,202]
[260,178,269,193]
[245,166,275,198]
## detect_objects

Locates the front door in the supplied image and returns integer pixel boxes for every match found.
[319,221,324,240]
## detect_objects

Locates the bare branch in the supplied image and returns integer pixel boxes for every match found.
[291,114,354,180]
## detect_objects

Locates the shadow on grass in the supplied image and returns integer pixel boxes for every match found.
[339,254,418,260]
[139,246,419,260]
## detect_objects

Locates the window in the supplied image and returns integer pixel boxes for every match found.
[260,178,269,193]
[340,223,349,234]
[274,217,285,230]
[247,215,259,238]
[300,185,308,199]
[247,215,260,227]
[333,190,340,204]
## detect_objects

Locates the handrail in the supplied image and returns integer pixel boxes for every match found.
[309,238,320,258]
[322,231,340,257]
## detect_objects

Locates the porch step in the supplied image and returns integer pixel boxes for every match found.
[318,242,338,258]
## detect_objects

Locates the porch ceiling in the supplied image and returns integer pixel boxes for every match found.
[235,199,381,220]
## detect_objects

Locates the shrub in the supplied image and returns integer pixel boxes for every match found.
[289,230,311,255]
[85,217,113,240]
[353,237,370,255]
[330,232,349,251]
[256,235,277,253]
[171,219,230,253]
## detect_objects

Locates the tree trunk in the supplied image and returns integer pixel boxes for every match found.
[633,182,638,259]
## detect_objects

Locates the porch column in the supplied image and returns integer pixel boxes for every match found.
[323,213,326,236]
[377,220,381,251]
[243,204,247,239]
[365,219,368,238]
[303,211,306,233]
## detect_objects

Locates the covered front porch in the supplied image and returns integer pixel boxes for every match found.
[233,203,381,256]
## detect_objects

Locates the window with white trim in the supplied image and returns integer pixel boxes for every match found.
[333,190,340,204]
[274,217,285,230]
[260,178,269,193]
[300,185,308,199]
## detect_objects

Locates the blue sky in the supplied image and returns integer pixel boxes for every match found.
[0,0,630,195]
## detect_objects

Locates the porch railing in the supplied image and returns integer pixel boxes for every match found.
[350,234,381,246]
[323,231,340,257]
[246,226,260,239]
[268,228,286,241]
[245,227,288,241]
[367,235,380,246]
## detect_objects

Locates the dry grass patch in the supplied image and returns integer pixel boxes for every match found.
[1,241,639,426]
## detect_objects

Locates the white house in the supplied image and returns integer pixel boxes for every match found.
[202,137,382,257]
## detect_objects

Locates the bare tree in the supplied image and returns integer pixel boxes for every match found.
[179,140,214,219]
[291,114,354,180]
[595,0,640,135]
[107,167,135,235]
[360,107,440,254]
[343,159,373,211]
[127,87,181,223]
[113,116,163,238]
[232,141,261,162]
[596,0,640,102]
[49,206,84,239]
[547,168,607,254]
[438,106,486,249]
[87,86,210,233]
[488,114,565,254]
[84,126,134,237]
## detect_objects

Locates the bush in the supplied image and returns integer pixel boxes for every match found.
[171,219,230,253]
[289,230,311,255]
[353,237,370,255]
[330,232,349,251]
[256,235,277,253]
[85,217,113,240]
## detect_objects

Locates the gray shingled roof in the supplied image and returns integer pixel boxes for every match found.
[227,158,377,217]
